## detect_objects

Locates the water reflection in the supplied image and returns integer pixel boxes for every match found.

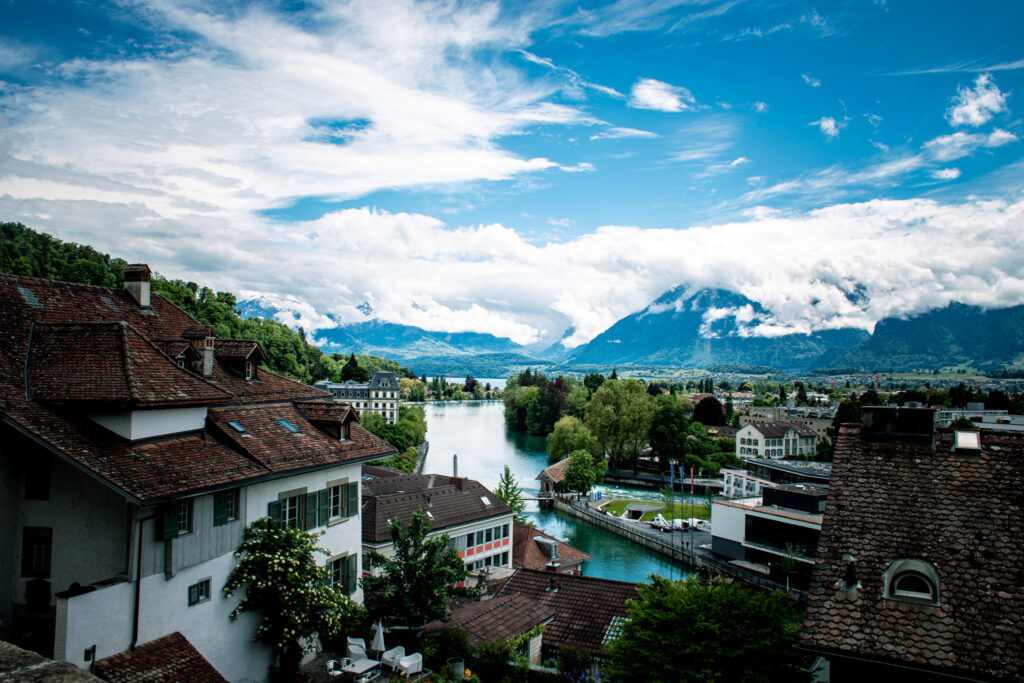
[421,401,688,583]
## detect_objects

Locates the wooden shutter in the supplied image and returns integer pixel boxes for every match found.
[318,489,329,525]
[188,583,199,606]
[213,492,229,526]
[346,482,359,518]
[304,493,318,530]
[345,554,358,594]
[159,507,178,541]
[267,500,283,524]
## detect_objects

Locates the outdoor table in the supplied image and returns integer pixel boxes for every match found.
[341,658,380,681]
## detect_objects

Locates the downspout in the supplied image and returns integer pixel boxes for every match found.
[130,516,144,650]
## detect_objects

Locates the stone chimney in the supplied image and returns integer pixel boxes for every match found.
[201,334,215,378]
[123,264,152,308]
[453,454,458,478]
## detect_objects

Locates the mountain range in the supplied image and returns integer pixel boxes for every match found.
[239,287,1024,376]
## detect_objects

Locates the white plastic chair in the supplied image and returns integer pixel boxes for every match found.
[326,658,351,677]
[346,636,367,660]
[398,652,423,676]
[382,645,405,671]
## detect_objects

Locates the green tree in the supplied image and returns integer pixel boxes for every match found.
[494,465,529,525]
[648,395,690,470]
[585,379,653,472]
[725,393,734,422]
[547,415,596,464]
[692,396,726,426]
[223,518,366,680]
[361,509,470,627]
[604,576,809,683]
[340,353,370,382]
[563,449,605,495]
[583,372,605,396]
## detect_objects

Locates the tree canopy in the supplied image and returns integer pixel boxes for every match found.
[494,465,529,525]
[563,449,605,495]
[361,508,470,626]
[604,576,809,683]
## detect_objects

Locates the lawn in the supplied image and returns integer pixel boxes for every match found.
[600,498,710,521]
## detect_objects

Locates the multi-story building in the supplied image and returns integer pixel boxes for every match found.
[314,371,401,424]
[735,422,817,459]
[711,483,826,590]
[0,267,395,681]
[741,403,835,438]
[360,466,514,578]
[720,458,831,498]
[802,407,1024,681]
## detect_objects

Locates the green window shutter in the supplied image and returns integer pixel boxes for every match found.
[188,583,199,606]
[304,493,317,530]
[267,500,282,524]
[159,507,178,541]
[346,482,359,518]
[318,489,329,525]
[213,492,229,527]
[346,554,358,594]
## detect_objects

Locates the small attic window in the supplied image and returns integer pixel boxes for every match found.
[228,421,246,433]
[245,361,255,380]
[885,559,940,605]
[480,495,491,506]
[954,430,980,452]
[425,510,434,520]
[279,419,298,433]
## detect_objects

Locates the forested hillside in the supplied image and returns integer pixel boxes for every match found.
[0,222,415,383]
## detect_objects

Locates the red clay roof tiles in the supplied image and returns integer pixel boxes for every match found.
[94,631,228,682]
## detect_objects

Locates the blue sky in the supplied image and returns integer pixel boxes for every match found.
[2,0,1023,349]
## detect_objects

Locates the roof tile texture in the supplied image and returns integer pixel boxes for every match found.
[802,425,1024,681]
[94,632,228,682]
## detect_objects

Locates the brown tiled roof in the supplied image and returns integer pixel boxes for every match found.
[213,338,266,361]
[204,362,327,402]
[512,522,592,571]
[94,632,228,682]
[28,322,232,407]
[802,425,1024,681]
[536,457,570,483]
[362,474,511,543]
[494,569,639,655]
[208,402,393,474]
[182,325,214,339]
[150,338,200,362]
[423,594,555,645]
[362,464,406,479]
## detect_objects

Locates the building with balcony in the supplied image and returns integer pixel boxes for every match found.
[314,371,401,424]
[0,268,394,681]
[711,483,826,590]
[720,458,831,498]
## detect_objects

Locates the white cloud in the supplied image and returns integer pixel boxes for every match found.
[628,78,697,112]
[946,73,1009,127]
[590,126,658,141]
[730,156,751,166]
[753,101,769,112]
[548,217,573,227]
[560,162,595,173]
[924,128,1018,162]
[931,168,962,180]
[802,73,822,87]
[810,116,843,138]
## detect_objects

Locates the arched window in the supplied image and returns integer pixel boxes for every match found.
[884,559,940,605]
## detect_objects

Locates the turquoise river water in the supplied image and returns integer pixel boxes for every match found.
[420,400,690,584]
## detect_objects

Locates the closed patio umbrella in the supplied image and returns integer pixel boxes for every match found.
[371,619,385,654]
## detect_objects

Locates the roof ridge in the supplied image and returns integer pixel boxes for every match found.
[117,321,143,404]
[123,321,234,400]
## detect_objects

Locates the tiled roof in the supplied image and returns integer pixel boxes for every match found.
[493,569,639,655]
[362,473,511,543]
[94,632,228,682]
[423,594,555,645]
[537,457,570,483]
[150,338,200,361]
[802,425,1024,681]
[512,522,592,571]
[28,322,232,407]
[212,338,265,361]
[745,421,817,438]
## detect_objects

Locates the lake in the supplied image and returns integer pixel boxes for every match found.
[420,400,689,584]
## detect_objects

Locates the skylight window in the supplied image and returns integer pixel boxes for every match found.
[480,496,491,505]
[279,419,298,432]
[228,421,246,433]
[954,430,980,451]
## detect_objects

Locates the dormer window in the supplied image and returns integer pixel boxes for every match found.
[245,361,254,380]
[885,558,940,605]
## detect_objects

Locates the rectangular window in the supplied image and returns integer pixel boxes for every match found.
[485,528,493,543]
[283,496,300,528]
[188,578,211,606]
[21,527,52,578]
[214,489,238,526]
[329,485,342,518]
[245,361,254,379]
[329,555,358,595]
[177,500,192,535]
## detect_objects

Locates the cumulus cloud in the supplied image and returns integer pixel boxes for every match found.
[810,116,843,138]
[930,168,961,180]
[628,78,697,112]
[801,73,822,87]
[946,74,1009,127]
[753,101,769,112]
[924,128,1018,161]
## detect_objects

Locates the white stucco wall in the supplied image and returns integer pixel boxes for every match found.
[88,407,207,441]
[711,499,753,545]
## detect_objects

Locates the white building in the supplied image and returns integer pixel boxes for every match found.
[0,267,395,682]
[361,466,515,581]
[315,371,401,424]
[735,422,818,459]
